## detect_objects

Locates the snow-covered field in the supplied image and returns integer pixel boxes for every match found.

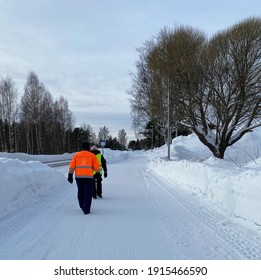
[0,127,261,260]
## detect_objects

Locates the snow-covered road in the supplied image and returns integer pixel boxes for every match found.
[1,154,261,260]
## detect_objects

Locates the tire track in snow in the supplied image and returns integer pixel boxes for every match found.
[142,171,240,259]
[0,184,77,259]
[145,170,261,259]
[0,195,58,258]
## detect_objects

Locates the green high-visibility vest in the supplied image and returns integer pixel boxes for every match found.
[94,153,102,174]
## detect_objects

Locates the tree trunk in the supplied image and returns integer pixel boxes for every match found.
[193,129,226,159]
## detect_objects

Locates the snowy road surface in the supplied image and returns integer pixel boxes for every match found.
[1,154,261,260]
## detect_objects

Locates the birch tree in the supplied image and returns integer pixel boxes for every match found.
[0,76,18,152]
[20,72,43,153]
[98,126,110,142]
[118,129,127,149]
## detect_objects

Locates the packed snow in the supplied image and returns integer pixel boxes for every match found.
[148,128,261,227]
[0,128,261,260]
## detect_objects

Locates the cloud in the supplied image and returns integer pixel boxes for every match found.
[1,0,260,141]
[75,110,134,139]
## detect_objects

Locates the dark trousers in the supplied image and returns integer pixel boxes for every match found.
[93,174,102,197]
[76,178,94,213]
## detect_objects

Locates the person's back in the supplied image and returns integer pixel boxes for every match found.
[70,150,99,179]
[68,142,100,214]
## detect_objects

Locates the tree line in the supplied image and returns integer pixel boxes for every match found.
[0,71,128,154]
[128,17,261,158]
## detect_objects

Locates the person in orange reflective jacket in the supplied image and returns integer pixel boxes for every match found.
[67,142,100,215]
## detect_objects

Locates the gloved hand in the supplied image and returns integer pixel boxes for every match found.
[67,173,73,184]
[95,172,101,178]
[104,171,107,178]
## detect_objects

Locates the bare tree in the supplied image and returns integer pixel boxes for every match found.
[20,71,43,153]
[40,90,56,153]
[20,71,75,154]
[82,124,97,145]
[53,96,75,153]
[118,129,127,149]
[130,18,261,159]
[179,18,261,158]
[129,36,174,143]
[98,126,110,142]
[0,76,18,152]
[129,27,199,143]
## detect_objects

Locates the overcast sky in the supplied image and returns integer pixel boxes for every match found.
[0,0,260,139]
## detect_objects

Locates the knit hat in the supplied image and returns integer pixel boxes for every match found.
[81,142,90,151]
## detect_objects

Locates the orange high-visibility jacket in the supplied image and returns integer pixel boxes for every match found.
[69,150,100,178]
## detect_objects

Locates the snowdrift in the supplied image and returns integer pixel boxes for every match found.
[0,158,66,214]
[148,127,261,225]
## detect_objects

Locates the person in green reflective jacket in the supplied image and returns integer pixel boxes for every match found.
[91,145,108,198]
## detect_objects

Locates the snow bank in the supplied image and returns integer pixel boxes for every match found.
[150,157,261,225]
[102,149,129,164]
[0,152,72,162]
[148,127,261,226]
[0,157,67,214]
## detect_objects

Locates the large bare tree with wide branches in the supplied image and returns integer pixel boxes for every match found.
[129,17,261,158]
